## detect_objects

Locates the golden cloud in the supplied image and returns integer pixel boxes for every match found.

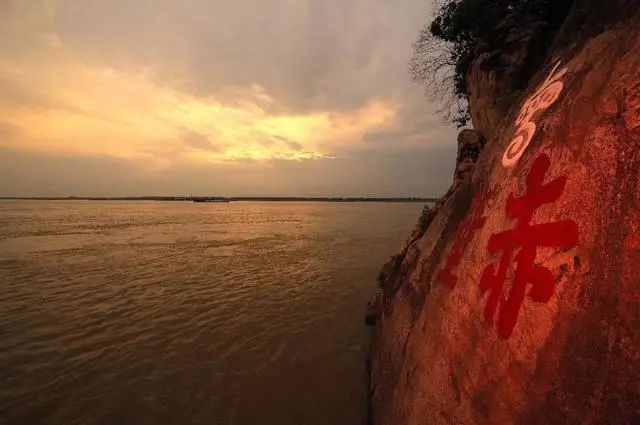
[0,31,399,165]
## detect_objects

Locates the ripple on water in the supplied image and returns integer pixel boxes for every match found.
[0,200,424,425]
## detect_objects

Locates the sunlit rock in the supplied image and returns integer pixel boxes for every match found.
[368,0,640,423]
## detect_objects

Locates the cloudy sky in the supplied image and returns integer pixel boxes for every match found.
[0,0,457,197]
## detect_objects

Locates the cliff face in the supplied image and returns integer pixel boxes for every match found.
[466,16,551,142]
[369,1,640,423]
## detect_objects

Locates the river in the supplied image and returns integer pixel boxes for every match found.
[0,200,423,425]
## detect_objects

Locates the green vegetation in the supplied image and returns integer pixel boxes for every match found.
[410,0,575,127]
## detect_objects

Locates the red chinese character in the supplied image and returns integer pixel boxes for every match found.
[480,153,579,339]
[437,193,486,289]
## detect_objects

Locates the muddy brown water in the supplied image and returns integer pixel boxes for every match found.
[0,200,423,425]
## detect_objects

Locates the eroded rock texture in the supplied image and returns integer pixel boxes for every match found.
[455,130,485,185]
[467,18,550,142]
[369,1,640,424]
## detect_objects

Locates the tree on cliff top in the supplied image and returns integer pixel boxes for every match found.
[410,0,575,127]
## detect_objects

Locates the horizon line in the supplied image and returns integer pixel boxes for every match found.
[0,195,440,203]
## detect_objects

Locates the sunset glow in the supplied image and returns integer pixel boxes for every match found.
[1,42,398,163]
[0,0,456,197]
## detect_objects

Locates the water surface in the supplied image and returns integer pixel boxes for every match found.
[0,200,422,425]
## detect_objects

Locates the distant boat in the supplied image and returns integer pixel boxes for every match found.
[192,198,230,203]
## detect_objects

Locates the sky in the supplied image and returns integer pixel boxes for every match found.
[0,0,458,197]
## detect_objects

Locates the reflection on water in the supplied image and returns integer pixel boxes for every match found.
[0,200,422,425]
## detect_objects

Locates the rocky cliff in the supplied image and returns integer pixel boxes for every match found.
[368,0,640,423]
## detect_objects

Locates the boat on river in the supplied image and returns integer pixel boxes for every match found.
[192,198,230,203]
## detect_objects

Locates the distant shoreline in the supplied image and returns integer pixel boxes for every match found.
[0,196,439,203]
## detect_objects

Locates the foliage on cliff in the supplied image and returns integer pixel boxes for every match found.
[410,0,575,127]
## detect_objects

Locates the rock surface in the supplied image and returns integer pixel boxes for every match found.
[368,1,640,423]
[454,130,485,185]
[466,16,553,143]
